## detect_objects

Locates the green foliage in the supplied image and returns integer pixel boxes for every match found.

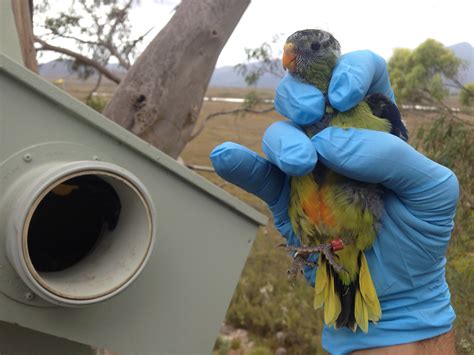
[242,91,262,109]
[44,14,81,32]
[34,0,150,78]
[212,336,242,354]
[248,346,273,355]
[213,336,231,355]
[235,35,285,87]
[459,83,474,107]
[388,39,463,105]
[230,338,242,350]
[414,115,474,352]
[86,95,108,113]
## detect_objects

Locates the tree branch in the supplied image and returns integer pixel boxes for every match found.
[103,0,133,69]
[102,39,131,69]
[35,36,121,84]
[451,77,474,97]
[48,33,100,47]
[108,0,133,35]
[123,26,156,60]
[129,26,156,49]
[188,105,274,142]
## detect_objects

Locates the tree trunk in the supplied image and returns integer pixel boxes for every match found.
[11,0,37,72]
[103,0,250,158]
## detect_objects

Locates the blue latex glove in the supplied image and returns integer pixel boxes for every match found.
[210,50,459,353]
[274,50,396,127]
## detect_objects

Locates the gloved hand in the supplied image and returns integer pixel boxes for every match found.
[211,50,405,284]
[211,50,459,352]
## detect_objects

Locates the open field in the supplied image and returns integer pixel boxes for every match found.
[51,79,473,354]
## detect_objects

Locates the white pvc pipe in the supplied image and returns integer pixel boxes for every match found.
[5,161,156,306]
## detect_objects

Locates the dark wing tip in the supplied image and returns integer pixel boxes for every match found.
[365,93,409,142]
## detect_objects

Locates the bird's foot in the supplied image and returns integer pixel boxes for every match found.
[279,242,347,276]
[287,253,306,286]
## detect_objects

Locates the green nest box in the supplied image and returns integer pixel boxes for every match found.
[0,2,266,354]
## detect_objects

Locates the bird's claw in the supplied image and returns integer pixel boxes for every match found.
[287,254,305,286]
[279,243,348,279]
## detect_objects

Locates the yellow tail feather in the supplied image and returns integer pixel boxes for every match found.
[324,270,341,326]
[315,258,341,326]
[359,252,381,322]
[355,289,369,333]
[313,253,380,332]
[314,258,328,309]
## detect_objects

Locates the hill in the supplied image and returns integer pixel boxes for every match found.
[39,42,474,89]
[38,60,127,81]
[209,64,281,89]
[448,42,474,85]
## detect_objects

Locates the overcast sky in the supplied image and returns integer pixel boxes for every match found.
[40,0,474,67]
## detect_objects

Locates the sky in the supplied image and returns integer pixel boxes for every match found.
[38,0,474,67]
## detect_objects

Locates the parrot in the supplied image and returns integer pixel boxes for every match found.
[280,29,409,333]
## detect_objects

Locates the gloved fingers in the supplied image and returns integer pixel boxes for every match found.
[211,142,301,243]
[273,51,395,124]
[211,142,284,205]
[262,121,317,176]
[312,127,459,223]
[210,142,291,225]
[274,74,326,126]
[329,50,396,112]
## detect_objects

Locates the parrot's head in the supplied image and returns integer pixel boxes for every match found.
[282,29,341,90]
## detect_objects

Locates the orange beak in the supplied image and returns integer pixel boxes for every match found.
[282,42,297,72]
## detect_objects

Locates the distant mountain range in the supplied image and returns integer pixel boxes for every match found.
[209,63,282,88]
[38,42,474,89]
[38,61,127,81]
[448,42,474,85]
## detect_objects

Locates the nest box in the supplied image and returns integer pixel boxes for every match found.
[0,2,266,353]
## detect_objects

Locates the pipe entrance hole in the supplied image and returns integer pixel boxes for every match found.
[27,175,121,272]
[5,162,155,305]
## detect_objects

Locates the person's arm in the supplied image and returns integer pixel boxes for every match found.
[211,50,459,352]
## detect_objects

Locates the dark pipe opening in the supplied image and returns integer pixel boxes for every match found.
[27,175,121,272]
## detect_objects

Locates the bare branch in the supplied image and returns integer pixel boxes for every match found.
[188,105,274,142]
[130,26,155,48]
[123,26,155,59]
[102,40,131,69]
[50,33,100,47]
[451,78,474,97]
[81,2,104,41]
[102,0,134,68]
[108,0,133,36]
[35,36,122,84]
